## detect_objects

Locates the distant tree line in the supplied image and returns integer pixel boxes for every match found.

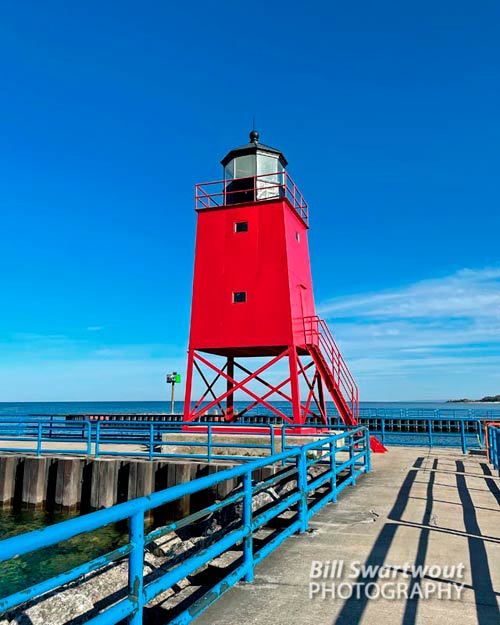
[447,395,500,403]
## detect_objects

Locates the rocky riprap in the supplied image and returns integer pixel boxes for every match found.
[0,463,333,625]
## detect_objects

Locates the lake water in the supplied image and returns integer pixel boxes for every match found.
[1,399,499,419]
[0,509,129,597]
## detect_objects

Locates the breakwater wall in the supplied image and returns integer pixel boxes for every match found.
[0,455,271,516]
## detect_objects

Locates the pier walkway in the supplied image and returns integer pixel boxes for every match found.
[195,447,500,625]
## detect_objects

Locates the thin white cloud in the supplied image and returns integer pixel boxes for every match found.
[319,267,500,320]
[318,267,500,398]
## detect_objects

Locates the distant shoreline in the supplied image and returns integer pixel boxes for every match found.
[447,395,500,404]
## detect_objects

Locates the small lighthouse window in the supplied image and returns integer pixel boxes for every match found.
[233,291,247,303]
[235,221,248,233]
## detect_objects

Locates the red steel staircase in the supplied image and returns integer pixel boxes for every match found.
[302,315,358,426]
[303,316,387,452]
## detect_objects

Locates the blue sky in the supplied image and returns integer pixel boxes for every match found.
[0,1,499,401]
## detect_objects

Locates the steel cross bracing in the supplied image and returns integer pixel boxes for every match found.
[184,314,359,427]
[184,348,331,425]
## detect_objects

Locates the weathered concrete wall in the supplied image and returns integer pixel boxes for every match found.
[0,456,17,506]
[0,455,250,515]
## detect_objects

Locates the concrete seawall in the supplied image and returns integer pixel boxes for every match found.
[0,455,269,516]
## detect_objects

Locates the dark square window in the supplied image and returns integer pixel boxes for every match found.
[233,291,247,303]
[235,221,248,233]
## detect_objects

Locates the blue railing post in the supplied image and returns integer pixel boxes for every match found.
[242,471,254,583]
[269,425,275,456]
[496,429,500,476]
[491,427,499,474]
[297,449,309,533]
[489,426,495,469]
[36,421,42,457]
[349,430,356,485]
[86,421,92,456]
[428,418,433,447]
[95,421,101,459]
[207,424,212,463]
[329,440,337,502]
[149,424,154,461]
[494,429,498,472]
[365,428,371,473]
[281,425,287,466]
[494,425,498,469]
[128,509,145,625]
[381,417,386,445]
[477,420,484,447]
[460,420,467,455]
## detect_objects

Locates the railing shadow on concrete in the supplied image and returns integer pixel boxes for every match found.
[0,427,370,625]
[332,454,500,625]
[479,463,500,507]
[455,459,500,625]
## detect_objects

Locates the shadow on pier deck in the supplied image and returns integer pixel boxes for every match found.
[193,447,500,625]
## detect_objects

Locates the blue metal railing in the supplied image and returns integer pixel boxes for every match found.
[0,418,93,456]
[487,424,500,475]
[360,415,484,452]
[93,421,277,462]
[0,419,279,462]
[0,414,486,458]
[358,407,500,420]
[0,427,370,624]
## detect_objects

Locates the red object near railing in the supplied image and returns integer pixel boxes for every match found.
[302,315,359,425]
[194,171,309,225]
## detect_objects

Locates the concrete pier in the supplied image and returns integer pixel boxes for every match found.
[0,455,239,513]
[21,458,48,509]
[54,458,82,510]
[0,457,17,506]
[194,447,500,625]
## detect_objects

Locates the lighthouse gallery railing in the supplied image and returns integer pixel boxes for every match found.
[194,171,309,225]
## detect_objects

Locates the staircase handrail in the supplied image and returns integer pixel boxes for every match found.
[302,315,359,422]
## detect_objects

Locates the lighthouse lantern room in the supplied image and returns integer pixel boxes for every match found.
[183,131,358,427]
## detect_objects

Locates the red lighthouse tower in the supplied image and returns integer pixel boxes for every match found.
[183,131,358,427]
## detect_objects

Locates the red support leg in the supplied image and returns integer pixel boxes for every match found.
[288,346,302,424]
[226,356,234,421]
[183,349,195,420]
[317,376,327,424]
